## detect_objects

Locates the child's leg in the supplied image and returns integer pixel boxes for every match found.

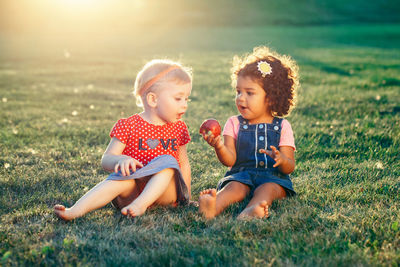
[112,177,149,209]
[237,182,286,219]
[121,168,176,217]
[199,181,250,219]
[54,179,137,221]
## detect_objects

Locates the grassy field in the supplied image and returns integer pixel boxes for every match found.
[1,22,399,266]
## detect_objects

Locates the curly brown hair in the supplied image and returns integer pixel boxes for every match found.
[231,46,299,117]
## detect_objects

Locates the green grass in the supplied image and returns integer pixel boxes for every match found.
[1,23,399,266]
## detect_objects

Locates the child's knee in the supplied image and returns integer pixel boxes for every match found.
[158,168,175,178]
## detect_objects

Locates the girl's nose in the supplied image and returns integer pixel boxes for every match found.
[182,101,188,110]
[237,93,245,102]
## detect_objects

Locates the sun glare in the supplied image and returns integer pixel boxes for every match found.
[55,0,144,11]
[2,0,157,35]
[57,0,105,9]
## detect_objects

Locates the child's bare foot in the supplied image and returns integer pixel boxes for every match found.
[237,201,269,220]
[54,204,76,221]
[121,202,147,217]
[199,189,217,219]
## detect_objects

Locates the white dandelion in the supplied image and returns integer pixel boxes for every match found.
[375,162,384,170]
[72,111,78,116]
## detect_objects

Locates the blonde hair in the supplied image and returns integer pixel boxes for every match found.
[231,46,300,117]
[133,59,192,107]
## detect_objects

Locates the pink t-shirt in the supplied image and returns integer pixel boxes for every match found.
[222,116,295,150]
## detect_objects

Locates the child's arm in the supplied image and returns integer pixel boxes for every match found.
[260,146,295,174]
[101,137,143,176]
[178,144,192,199]
[203,134,237,167]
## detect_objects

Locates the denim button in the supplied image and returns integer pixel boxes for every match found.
[259,161,265,166]
[274,126,279,130]
[259,124,264,129]
[259,136,264,141]
[243,125,248,129]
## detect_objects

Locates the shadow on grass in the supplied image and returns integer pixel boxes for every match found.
[297,56,351,76]
[381,78,400,87]
[379,106,400,115]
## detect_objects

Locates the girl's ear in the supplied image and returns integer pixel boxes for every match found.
[146,92,158,108]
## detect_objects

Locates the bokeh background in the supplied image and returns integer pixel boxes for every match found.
[1,0,399,265]
[2,0,400,56]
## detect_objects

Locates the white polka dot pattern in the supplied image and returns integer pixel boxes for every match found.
[110,114,191,166]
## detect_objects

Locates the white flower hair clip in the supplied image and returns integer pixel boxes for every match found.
[257,61,272,77]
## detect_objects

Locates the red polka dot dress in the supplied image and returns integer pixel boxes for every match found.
[109,114,191,167]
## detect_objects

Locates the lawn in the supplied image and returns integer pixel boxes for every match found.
[1,22,399,266]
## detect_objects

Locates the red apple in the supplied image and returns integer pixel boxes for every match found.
[199,118,221,137]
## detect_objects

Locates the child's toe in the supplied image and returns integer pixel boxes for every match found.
[54,204,65,211]
[264,205,269,218]
[200,189,211,195]
[128,209,136,217]
[210,189,217,197]
[121,208,128,216]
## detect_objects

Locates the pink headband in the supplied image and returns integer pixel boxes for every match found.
[138,65,180,96]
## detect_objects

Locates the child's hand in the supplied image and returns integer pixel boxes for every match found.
[259,146,285,168]
[202,133,223,150]
[115,158,143,176]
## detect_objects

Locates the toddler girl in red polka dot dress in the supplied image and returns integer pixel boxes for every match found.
[54,59,193,220]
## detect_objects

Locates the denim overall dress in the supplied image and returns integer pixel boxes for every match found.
[217,116,296,196]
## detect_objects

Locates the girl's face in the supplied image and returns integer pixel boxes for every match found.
[154,81,192,123]
[235,75,271,124]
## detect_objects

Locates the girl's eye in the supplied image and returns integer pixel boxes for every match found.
[247,92,253,96]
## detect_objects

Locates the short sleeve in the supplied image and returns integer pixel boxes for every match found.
[222,116,240,140]
[279,119,296,150]
[109,118,132,144]
[177,121,191,146]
